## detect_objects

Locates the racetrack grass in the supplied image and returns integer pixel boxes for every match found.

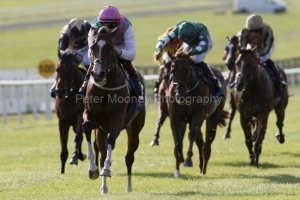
[0,0,299,70]
[0,94,300,199]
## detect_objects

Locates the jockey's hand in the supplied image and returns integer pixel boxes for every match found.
[154,51,161,61]
[91,27,98,36]
[113,45,122,56]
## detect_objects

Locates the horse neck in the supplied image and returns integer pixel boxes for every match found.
[105,61,127,85]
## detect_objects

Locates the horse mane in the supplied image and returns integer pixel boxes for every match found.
[236,47,260,66]
[98,26,110,35]
[59,49,76,60]
[175,51,194,66]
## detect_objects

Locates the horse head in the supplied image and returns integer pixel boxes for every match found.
[90,26,119,84]
[168,50,195,105]
[224,35,239,71]
[56,50,80,99]
[235,46,260,91]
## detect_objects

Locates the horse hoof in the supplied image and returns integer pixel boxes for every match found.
[100,168,111,177]
[183,160,193,167]
[275,133,285,144]
[78,153,87,161]
[89,169,99,180]
[150,140,159,146]
[223,133,230,140]
[69,156,78,165]
[101,186,108,194]
[174,170,180,178]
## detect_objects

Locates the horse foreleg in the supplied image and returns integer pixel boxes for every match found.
[184,123,194,167]
[195,130,204,173]
[170,117,184,178]
[274,106,285,144]
[150,97,168,146]
[240,115,255,165]
[82,117,99,180]
[100,144,112,177]
[124,127,140,192]
[70,119,86,165]
[254,114,269,168]
[202,118,218,175]
[223,95,236,139]
[59,119,69,174]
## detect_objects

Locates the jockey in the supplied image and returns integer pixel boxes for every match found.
[50,18,91,98]
[153,26,181,95]
[155,21,224,98]
[239,14,286,86]
[85,5,143,100]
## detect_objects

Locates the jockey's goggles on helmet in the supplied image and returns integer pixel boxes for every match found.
[249,28,262,34]
[100,22,120,29]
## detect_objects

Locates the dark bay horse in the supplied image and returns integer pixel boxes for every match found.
[234,47,288,167]
[150,57,187,147]
[168,52,229,177]
[55,50,87,174]
[222,35,239,139]
[222,35,256,139]
[82,26,146,193]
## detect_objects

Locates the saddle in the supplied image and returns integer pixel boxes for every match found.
[118,63,144,129]
[262,64,283,98]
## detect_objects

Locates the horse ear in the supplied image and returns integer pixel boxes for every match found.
[167,51,176,61]
[110,26,119,38]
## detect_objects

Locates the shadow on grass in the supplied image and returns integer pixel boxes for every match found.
[118,171,204,180]
[237,173,300,184]
[215,160,300,169]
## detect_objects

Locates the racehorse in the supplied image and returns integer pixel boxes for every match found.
[55,50,87,174]
[234,47,288,167]
[82,26,146,193]
[168,51,229,177]
[222,35,239,139]
[222,35,256,140]
[150,57,187,147]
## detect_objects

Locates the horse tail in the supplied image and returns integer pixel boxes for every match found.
[218,110,230,127]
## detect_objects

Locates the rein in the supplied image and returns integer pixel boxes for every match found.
[173,58,201,94]
[236,53,259,84]
[91,76,129,91]
[58,58,78,92]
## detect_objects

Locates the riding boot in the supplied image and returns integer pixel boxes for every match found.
[79,71,90,93]
[79,64,92,93]
[125,62,144,99]
[153,77,161,95]
[197,61,224,98]
[265,59,286,87]
[49,81,56,99]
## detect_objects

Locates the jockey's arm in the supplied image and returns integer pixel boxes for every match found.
[116,26,136,61]
[59,34,69,52]
[260,28,274,56]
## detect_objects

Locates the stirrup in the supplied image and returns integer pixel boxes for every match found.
[280,80,287,87]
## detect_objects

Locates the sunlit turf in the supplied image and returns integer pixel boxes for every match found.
[0,94,300,199]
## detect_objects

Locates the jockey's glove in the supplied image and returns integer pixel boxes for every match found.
[155,40,165,53]
[113,45,122,56]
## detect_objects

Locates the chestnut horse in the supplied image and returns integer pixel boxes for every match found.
[234,48,288,167]
[82,26,146,193]
[168,52,229,177]
[55,50,87,174]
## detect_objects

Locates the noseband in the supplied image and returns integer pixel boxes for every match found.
[236,53,259,84]
[172,58,200,94]
[57,58,77,92]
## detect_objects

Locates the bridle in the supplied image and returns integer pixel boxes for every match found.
[235,52,259,85]
[57,58,78,92]
[172,58,200,94]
